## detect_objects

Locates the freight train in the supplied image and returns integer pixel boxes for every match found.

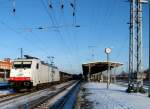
[59,71,73,82]
[9,55,60,90]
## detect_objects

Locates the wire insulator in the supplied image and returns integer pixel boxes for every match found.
[49,4,53,8]
[48,0,53,9]
[38,27,44,29]
[70,3,74,8]
[73,12,75,16]
[60,0,64,9]
[12,0,16,13]
[61,4,64,9]
[13,8,16,12]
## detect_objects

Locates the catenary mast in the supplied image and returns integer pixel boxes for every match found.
[128,0,144,92]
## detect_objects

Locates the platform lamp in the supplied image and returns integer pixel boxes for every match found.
[105,48,112,89]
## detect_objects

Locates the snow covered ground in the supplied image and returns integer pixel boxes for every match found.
[0,90,14,96]
[79,82,150,109]
[0,81,76,109]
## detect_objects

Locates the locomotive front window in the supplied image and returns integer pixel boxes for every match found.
[13,61,32,69]
[13,64,31,69]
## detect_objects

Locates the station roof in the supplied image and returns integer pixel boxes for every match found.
[82,61,123,76]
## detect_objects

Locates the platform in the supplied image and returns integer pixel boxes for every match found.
[76,82,150,109]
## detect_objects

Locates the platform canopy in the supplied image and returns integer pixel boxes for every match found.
[82,61,123,77]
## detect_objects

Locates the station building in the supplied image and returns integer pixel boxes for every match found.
[0,58,12,81]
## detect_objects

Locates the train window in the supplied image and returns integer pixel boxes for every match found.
[23,64,31,69]
[13,64,31,69]
[23,61,32,64]
[13,61,22,64]
[36,63,39,69]
[13,61,32,69]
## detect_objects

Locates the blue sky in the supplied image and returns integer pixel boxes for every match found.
[0,0,148,74]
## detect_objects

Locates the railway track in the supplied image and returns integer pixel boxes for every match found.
[0,87,52,104]
[34,81,80,109]
[0,92,30,104]
[19,81,79,109]
[0,80,77,109]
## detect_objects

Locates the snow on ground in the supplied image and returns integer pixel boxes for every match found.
[0,90,14,95]
[80,82,150,109]
[0,81,75,109]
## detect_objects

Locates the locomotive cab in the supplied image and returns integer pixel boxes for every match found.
[9,60,34,90]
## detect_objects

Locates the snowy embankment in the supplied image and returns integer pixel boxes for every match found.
[81,82,150,109]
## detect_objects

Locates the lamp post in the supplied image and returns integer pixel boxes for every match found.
[105,48,112,89]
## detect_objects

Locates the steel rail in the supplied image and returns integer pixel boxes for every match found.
[19,81,78,109]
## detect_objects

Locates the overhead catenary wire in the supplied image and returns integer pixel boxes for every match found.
[69,0,76,25]
[55,0,79,72]
[0,0,76,72]
[0,0,56,59]
[0,20,51,58]
[17,24,79,32]
[40,0,73,54]
[41,0,55,25]
[40,0,75,71]
[1,0,78,73]
[57,0,81,72]
[0,15,49,55]
[96,0,127,59]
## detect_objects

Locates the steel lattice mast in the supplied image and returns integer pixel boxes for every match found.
[128,0,144,92]
[129,0,135,85]
[135,0,143,88]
